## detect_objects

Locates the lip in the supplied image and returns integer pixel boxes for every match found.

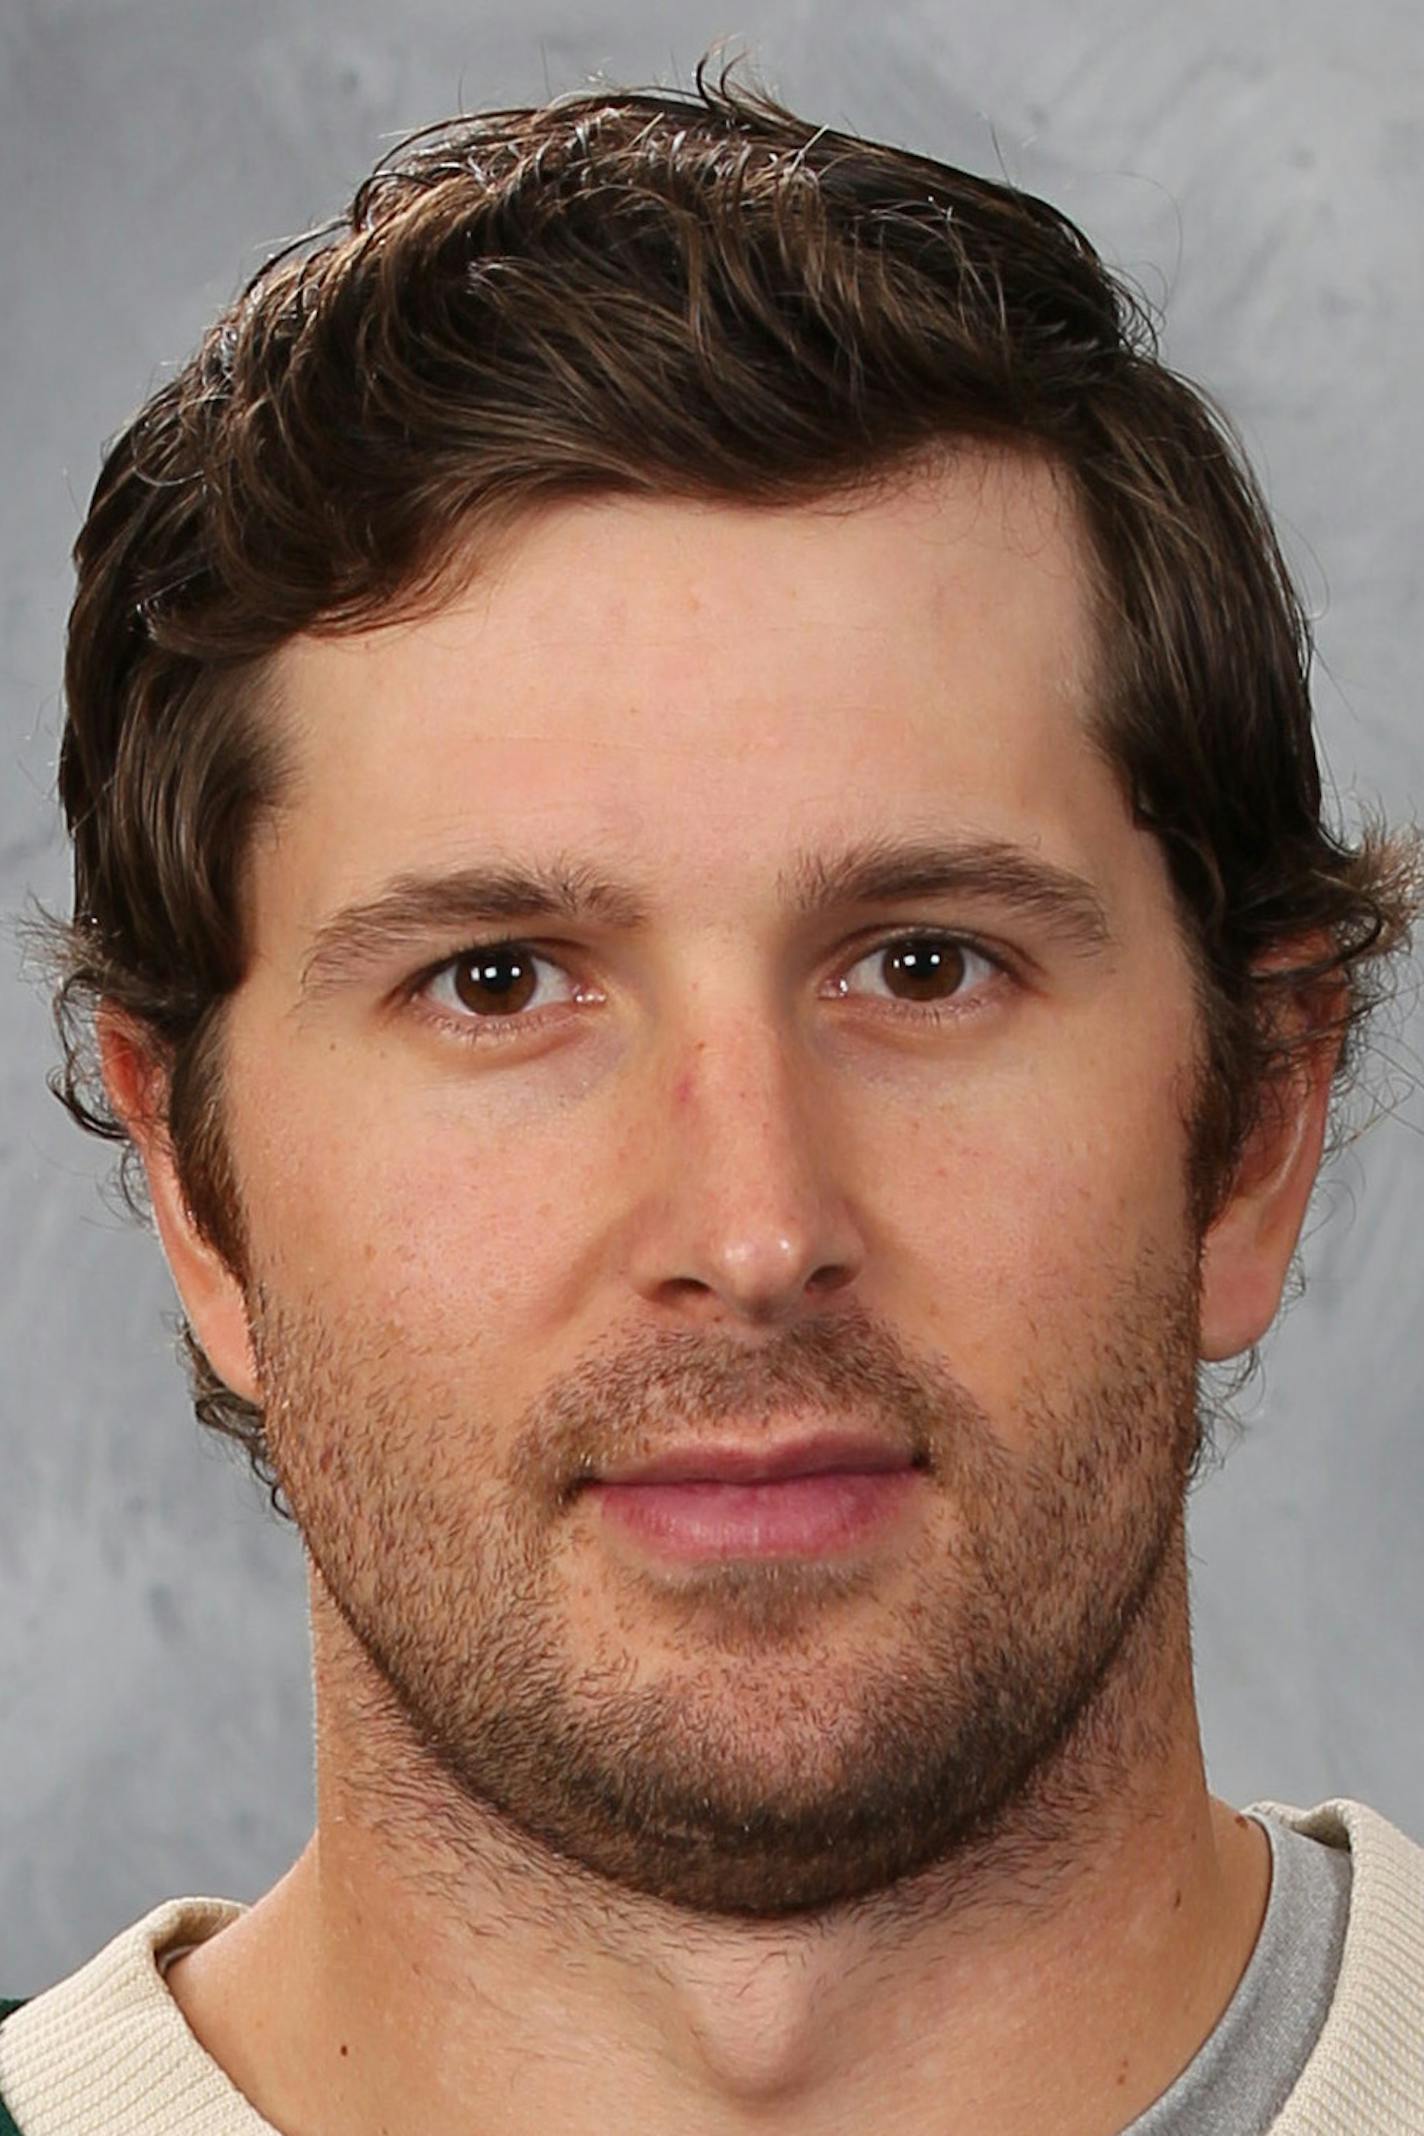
[594,1431,918,1487]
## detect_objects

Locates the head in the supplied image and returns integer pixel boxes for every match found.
[47,56,1418,1919]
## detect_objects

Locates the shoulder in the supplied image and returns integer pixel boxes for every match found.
[1249,1797,1424,2131]
[0,1897,251,2136]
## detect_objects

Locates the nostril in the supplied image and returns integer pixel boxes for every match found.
[807,1263,856,1296]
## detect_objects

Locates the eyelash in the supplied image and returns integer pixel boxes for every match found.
[404,931,1014,1050]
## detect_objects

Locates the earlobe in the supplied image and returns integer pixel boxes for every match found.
[97,1009,261,1405]
[1197,1007,1340,1363]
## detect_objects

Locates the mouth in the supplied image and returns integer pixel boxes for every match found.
[593,1430,921,1488]
[582,1433,926,1562]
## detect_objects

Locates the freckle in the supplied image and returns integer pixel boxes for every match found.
[1173,1887,1182,1908]
[340,2042,349,2057]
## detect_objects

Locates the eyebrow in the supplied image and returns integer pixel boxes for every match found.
[296,834,1114,1005]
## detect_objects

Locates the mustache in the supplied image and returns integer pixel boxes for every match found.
[504,1305,982,1502]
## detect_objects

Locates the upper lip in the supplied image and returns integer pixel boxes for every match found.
[595,1432,918,1486]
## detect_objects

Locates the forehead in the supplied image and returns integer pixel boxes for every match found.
[257,449,1136,931]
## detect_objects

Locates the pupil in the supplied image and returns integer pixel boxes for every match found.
[453,950,537,1016]
[889,939,963,1000]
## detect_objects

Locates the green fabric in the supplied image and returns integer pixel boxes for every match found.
[0,1999,28,2133]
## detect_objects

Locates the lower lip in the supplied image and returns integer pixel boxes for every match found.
[586,1468,921,1560]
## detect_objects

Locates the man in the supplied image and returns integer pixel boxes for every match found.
[2,50,1421,2136]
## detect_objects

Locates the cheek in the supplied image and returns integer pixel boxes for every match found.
[229,986,1199,1404]
[233,1048,575,1337]
[886,1052,1198,1412]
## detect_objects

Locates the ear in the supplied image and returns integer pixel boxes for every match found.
[98,1008,261,1404]
[1197,966,1345,1362]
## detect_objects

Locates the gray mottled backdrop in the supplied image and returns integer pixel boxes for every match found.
[2,0,1420,1991]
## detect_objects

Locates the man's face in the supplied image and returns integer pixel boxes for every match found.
[215,450,1210,1919]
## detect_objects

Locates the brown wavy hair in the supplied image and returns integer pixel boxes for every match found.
[41,48,1420,1518]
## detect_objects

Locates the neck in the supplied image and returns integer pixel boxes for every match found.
[167,1527,1270,2136]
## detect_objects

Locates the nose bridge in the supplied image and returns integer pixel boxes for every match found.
[630,986,864,1322]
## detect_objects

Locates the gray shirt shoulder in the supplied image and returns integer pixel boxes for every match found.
[1123,1808,1352,2135]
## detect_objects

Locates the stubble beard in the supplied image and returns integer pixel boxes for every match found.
[247,1237,1206,1925]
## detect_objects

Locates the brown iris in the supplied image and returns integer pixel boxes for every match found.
[451,948,541,1017]
[877,936,967,1002]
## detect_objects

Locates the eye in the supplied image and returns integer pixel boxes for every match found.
[412,928,1006,1047]
[833,933,1002,1017]
[419,941,578,1027]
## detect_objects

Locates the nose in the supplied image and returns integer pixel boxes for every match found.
[622,1012,867,1329]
